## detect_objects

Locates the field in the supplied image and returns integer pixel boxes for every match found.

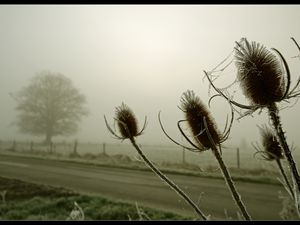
[1,140,300,220]
[0,176,190,220]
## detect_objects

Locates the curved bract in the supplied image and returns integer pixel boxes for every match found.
[180,90,222,149]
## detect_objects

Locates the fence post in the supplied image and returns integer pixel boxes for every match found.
[73,139,78,154]
[237,147,240,169]
[11,140,16,151]
[30,141,34,151]
[102,142,106,155]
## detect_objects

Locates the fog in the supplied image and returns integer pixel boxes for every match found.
[1,5,300,148]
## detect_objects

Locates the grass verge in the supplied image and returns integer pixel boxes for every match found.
[0,176,191,220]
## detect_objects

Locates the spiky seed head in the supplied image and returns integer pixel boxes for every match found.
[180,90,221,149]
[259,126,284,160]
[234,38,285,106]
[115,103,138,139]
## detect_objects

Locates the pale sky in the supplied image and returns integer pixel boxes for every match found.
[0,5,300,148]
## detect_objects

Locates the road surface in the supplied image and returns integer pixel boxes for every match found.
[0,154,287,220]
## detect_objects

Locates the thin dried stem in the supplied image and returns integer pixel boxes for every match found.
[105,109,208,220]
[129,137,208,221]
[276,159,294,200]
[203,117,252,221]
[268,103,300,193]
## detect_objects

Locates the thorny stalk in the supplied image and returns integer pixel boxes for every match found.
[204,37,300,219]
[161,90,251,220]
[129,136,208,221]
[276,159,294,199]
[203,117,252,221]
[268,103,300,194]
[104,105,208,221]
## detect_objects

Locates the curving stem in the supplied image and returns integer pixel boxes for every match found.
[211,146,252,220]
[203,117,251,220]
[276,159,294,199]
[268,103,300,193]
[129,137,208,221]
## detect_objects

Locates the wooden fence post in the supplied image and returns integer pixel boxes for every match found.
[30,141,34,151]
[12,140,16,151]
[73,139,78,154]
[103,142,106,155]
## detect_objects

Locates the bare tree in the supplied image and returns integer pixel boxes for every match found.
[11,71,88,144]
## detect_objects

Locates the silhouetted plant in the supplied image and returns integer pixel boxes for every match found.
[253,125,293,199]
[159,90,251,221]
[104,103,208,220]
[103,37,300,221]
[204,37,300,206]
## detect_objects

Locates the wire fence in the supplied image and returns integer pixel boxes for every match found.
[1,139,299,172]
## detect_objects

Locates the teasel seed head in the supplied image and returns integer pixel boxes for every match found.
[259,125,284,160]
[180,90,221,149]
[115,103,138,139]
[234,38,286,106]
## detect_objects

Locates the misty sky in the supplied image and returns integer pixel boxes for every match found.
[1,5,300,148]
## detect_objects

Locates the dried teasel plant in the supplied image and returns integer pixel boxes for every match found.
[104,103,208,220]
[253,125,293,199]
[159,90,251,221]
[159,91,234,153]
[105,103,146,140]
[204,37,300,197]
[253,125,300,217]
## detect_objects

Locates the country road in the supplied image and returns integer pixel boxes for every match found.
[0,154,287,220]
